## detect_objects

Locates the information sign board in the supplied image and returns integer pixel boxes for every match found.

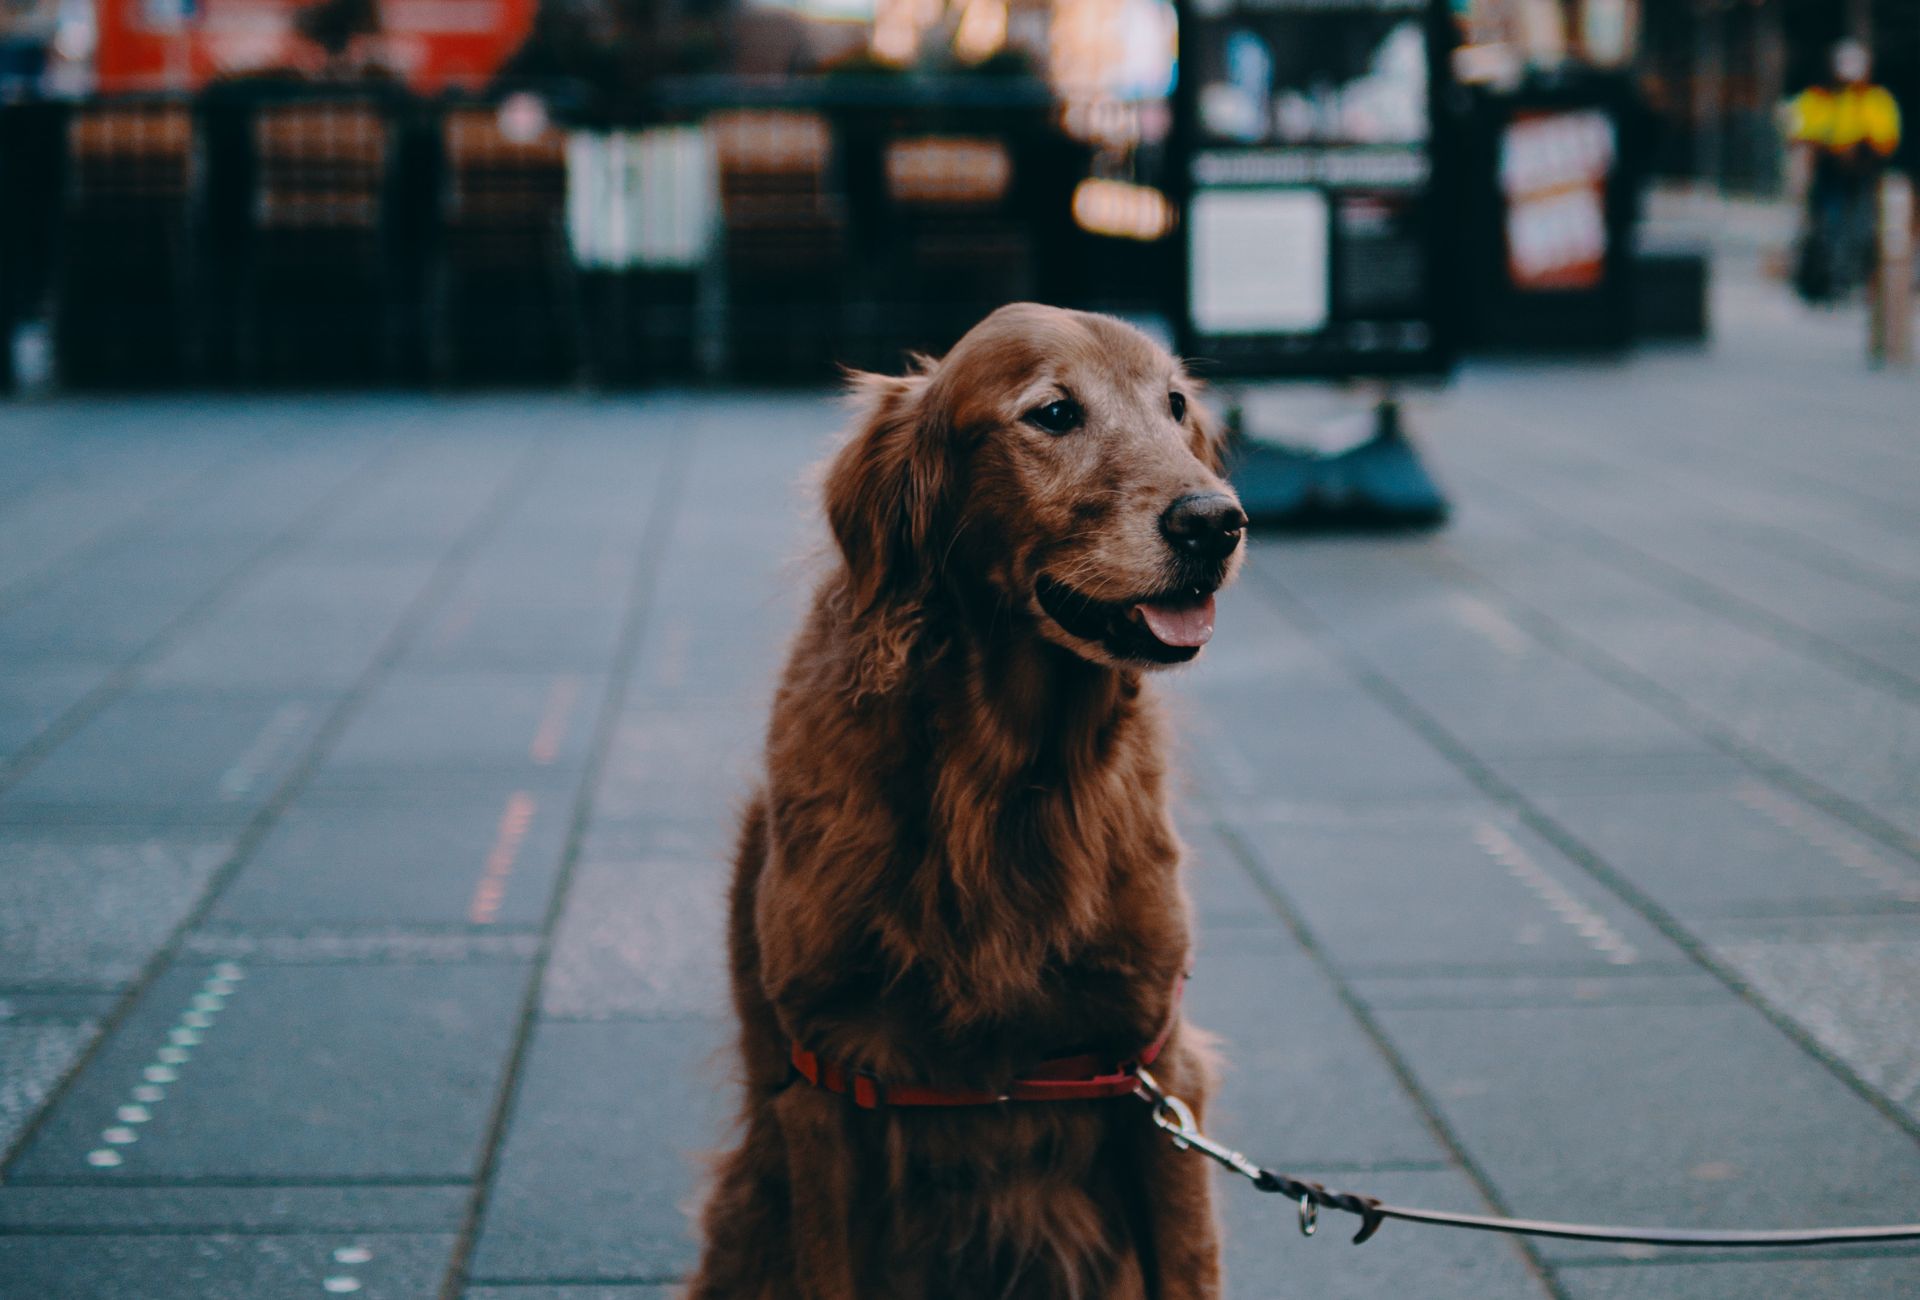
[1174,0,1454,377]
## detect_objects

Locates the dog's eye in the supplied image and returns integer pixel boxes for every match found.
[1024,399,1085,435]
[1169,392,1187,422]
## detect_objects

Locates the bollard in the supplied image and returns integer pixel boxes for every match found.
[1870,172,1914,368]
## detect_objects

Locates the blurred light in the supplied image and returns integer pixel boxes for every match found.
[952,0,1007,64]
[1060,98,1140,147]
[1454,42,1521,88]
[871,0,942,64]
[1071,177,1176,241]
[496,93,550,145]
[1049,0,1174,99]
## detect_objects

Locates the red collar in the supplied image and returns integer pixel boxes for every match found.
[789,976,1185,1109]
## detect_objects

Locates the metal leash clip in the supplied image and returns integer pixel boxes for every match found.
[1134,1069,1267,1187]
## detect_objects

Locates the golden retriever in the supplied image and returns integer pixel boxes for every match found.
[690,303,1244,1299]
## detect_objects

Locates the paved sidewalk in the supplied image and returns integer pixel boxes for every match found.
[2,277,1919,1298]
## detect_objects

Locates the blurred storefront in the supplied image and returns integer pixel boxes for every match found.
[1638,0,1915,195]
[1452,1,1915,195]
[1,0,1194,388]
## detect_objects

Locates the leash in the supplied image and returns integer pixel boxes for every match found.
[1133,1069,1920,1249]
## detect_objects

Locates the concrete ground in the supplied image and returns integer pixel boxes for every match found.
[2,268,1919,1298]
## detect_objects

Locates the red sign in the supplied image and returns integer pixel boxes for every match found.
[94,0,535,94]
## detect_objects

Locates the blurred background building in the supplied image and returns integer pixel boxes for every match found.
[0,0,1911,388]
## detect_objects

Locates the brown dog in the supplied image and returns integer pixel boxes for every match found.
[689,304,1244,1299]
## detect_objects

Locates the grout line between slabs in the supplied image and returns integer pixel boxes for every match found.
[1241,560,1920,1151]
[0,439,405,800]
[0,438,550,1180]
[440,426,695,1300]
[1200,811,1570,1300]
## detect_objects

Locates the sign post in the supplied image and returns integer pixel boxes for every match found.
[1871,172,1914,370]
[1173,0,1455,526]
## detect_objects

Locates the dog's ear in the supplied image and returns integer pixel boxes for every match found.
[825,367,949,615]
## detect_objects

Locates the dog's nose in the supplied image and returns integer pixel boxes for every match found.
[1160,493,1246,562]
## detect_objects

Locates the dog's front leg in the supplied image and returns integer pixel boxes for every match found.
[773,1087,863,1300]
[1140,1043,1222,1300]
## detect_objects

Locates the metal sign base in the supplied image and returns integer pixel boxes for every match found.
[1225,397,1449,532]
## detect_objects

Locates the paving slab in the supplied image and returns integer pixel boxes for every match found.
[464,1282,675,1290]
[139,444,386,547]
[0,462,224,601]
[1180,819,1287,933]
[0,1232,457,1299]
[590,708,764,829]
[1351,971,1728,1012]
[299,440,524,555]
[0,991,119,1022]
[1552,1254,1920,1299]
[0,830,233,987]
[0,1024,98,1159]
[140,557,436,690]
[1246,542,1557,680]
[310,671,603,791]
[180,928,541,965]
[431,545,637,614]
[622,422,819,711]
[1488,749,1753,799]
[0,543,253,664]
[401,590,631,674]
[1452,536,1920,845]
[0,669,112,764]
[1219,1166,1550,1300]
[1182,681,1481,807]
[541,858,729,1022]
[0,1184,468,1233]
[1368,999,1920,1264]
[10,961,530,1183]
[467,1019,729,1284]
[1533,782,1920,922]
[1228,812,1684,976]
[0,690,331,824]
[213,788,574,931]
[1709,928,1920,1124]
[1191,937,1447,1169]
[1370,658,1722,762]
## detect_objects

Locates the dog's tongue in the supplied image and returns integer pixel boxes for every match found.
[1137,594,1216,648]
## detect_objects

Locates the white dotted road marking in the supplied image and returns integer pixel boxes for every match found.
[1474,822,1639,965]
[84,964,245,1172]
[1447,594,1533,658]
[1735,782,1920,903]
[323,1242,374,1293]
[218,704,312,800]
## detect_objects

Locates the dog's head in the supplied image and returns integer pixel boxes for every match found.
[825,303,1243,673]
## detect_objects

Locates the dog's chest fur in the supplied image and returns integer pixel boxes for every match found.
[735,602,1194,1294]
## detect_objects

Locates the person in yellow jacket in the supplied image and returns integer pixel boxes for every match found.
[1788,40,1902,301]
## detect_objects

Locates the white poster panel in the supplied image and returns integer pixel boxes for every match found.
[1189,187,1330,335]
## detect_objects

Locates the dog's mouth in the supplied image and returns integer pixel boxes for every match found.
[1034,575,1218,665]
